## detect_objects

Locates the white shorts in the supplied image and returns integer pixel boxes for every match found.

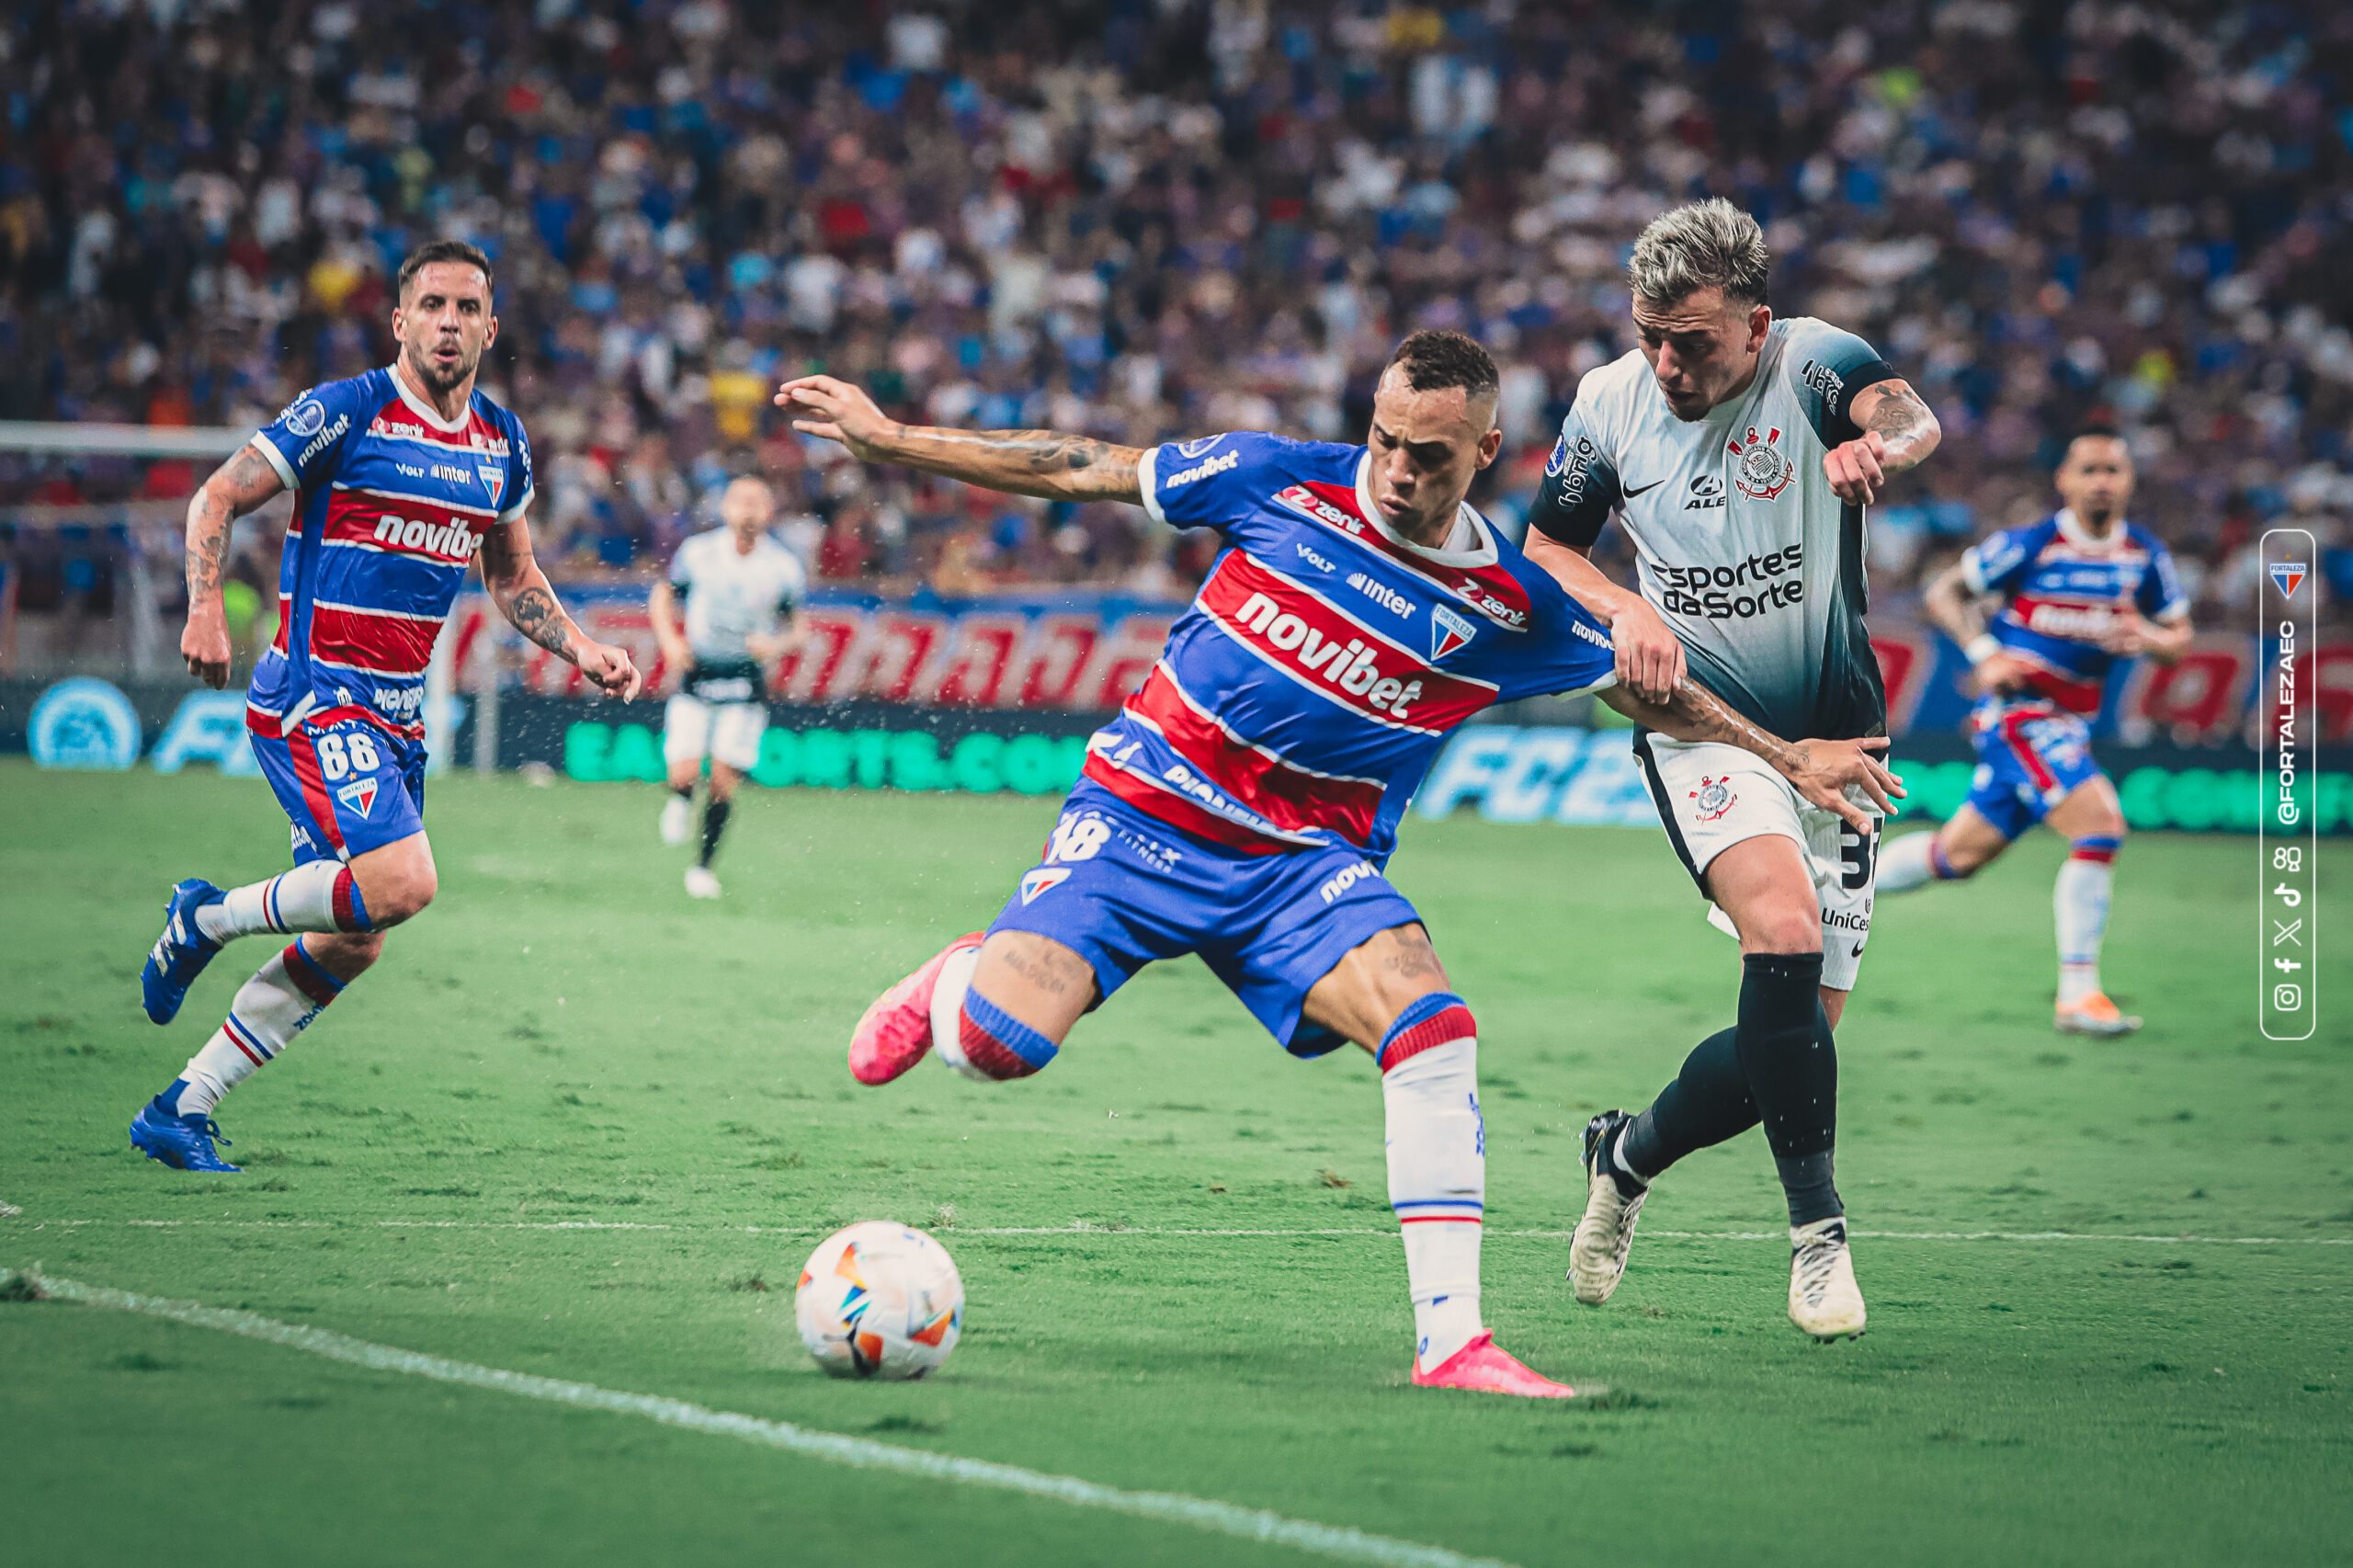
[664,693,767,773]
[1633,734,1882,993]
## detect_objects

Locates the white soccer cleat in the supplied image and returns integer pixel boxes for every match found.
[684,865,722,899]
[660,795,692,846]
[1569,1110,1647,1305]
[1789,1217,1867,1341]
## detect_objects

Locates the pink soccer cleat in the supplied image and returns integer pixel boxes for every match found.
[847,932,986,1086]
[1411,1333,1583,1399]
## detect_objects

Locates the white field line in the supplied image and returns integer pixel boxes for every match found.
[27,1272,1515,1568]
[5,1212,2350,1245]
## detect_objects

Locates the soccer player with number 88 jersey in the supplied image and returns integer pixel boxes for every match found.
[1878,428,2190,1035]
[131,241,642,1173]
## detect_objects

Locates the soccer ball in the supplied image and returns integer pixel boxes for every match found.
[795,1221,963,1381]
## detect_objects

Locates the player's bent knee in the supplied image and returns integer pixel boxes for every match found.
[303,929,385,980]
[955,989,1060,1081]
[355,863,437,926]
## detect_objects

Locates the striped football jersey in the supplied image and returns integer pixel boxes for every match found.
[1086,431,1619,858]
[1961,509,2188,713]
[244,366,534,744]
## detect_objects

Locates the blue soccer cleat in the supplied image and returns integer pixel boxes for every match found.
[130,1094,241,1174]
[141,878,225,1025]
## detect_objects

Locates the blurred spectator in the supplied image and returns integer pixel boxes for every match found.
[0,1,2345,631]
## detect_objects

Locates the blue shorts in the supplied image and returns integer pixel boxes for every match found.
[249,718,427,866]
[985,779,1424,1055]
[1964,698,2103,840]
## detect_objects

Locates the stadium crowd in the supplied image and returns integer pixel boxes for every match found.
[0,0,2348,628]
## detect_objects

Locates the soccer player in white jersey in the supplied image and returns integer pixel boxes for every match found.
[776,332,1897,1395]
[1877,430,2189,1035]
[1524,200,1943,1340]
[652,475,804,899]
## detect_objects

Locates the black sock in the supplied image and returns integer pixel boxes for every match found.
[699,796,732,868]
[1620,1027,1758,1189]
[1733,953,1842,1225]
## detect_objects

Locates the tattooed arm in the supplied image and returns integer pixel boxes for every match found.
[1823,378,1942,506]
[180,444,287,688]
[477,515,643,699]
[776,374,1144,504]
[1598,676,1904,833]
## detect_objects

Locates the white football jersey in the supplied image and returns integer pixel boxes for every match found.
[668,528,805,668]
[1529,317,1896,741]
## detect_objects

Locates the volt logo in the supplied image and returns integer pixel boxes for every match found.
[2270,562,2307,597]
[1430,605,1475,662]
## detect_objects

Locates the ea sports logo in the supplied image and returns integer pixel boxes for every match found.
[1689,776,1736,822]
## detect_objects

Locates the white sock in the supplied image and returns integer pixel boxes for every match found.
[1383,1033,1485,1371]
[2054,847,2115,1006]
[1875,830,1940,894]
[928,943,986,1082]
[196,861,364,943]
[176,941,346,1116]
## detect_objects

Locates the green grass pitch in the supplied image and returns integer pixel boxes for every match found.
[3,756,2348,1567]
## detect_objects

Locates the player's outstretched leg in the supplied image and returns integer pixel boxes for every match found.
[1875,827,1964,894]
[686,766,743,899]
[2052,836,2140,1037]
[1378,994,1577,1398]
[1572,1026,1758,1303]
[131,937,360,1172]
[847,932,987,1085]
[141,860,369,1025]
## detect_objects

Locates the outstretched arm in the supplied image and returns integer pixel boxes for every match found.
[1524,530,1685,704]
[1923,557,2040,696]
[1598,676,1904,832]
[1823,378,1942,506]
[478,515,643,699]
[777,375,1144,504]
[181,444,287,688]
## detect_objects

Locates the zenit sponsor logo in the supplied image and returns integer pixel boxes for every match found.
[1656,544,1805,619]
[1165,449,1239,489]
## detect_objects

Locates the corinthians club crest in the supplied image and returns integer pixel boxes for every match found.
[1727,426,1792,501]
[1688,775,1736,823]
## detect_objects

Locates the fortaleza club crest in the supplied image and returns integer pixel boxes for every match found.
[478,463,505,508]
[1727,426,1792,501]
[335,777,380,817]
[1689,775,1736,822]
[1429,604,1476,662]
[2269,562,2307,597]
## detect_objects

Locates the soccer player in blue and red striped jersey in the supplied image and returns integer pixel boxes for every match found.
[1880,428,2190,1035]
[778,332,1899,1396]
[132,241,642,1171]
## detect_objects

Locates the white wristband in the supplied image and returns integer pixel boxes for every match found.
[1963,634,2002,666]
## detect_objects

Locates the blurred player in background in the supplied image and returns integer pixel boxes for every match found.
[652,475,804,899]
[1878,429,2189,1036]
[779,331,1896,1397]
[1526,199,1941,1340]
[134,240,641,1173]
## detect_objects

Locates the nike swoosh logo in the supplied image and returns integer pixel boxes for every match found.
[1849,940,1866,957]
[1622,480,1666,497]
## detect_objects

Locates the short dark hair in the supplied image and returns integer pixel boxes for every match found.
[1385,329,1499,401]
[397,239,494,301]
[2071,423,2122,444]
